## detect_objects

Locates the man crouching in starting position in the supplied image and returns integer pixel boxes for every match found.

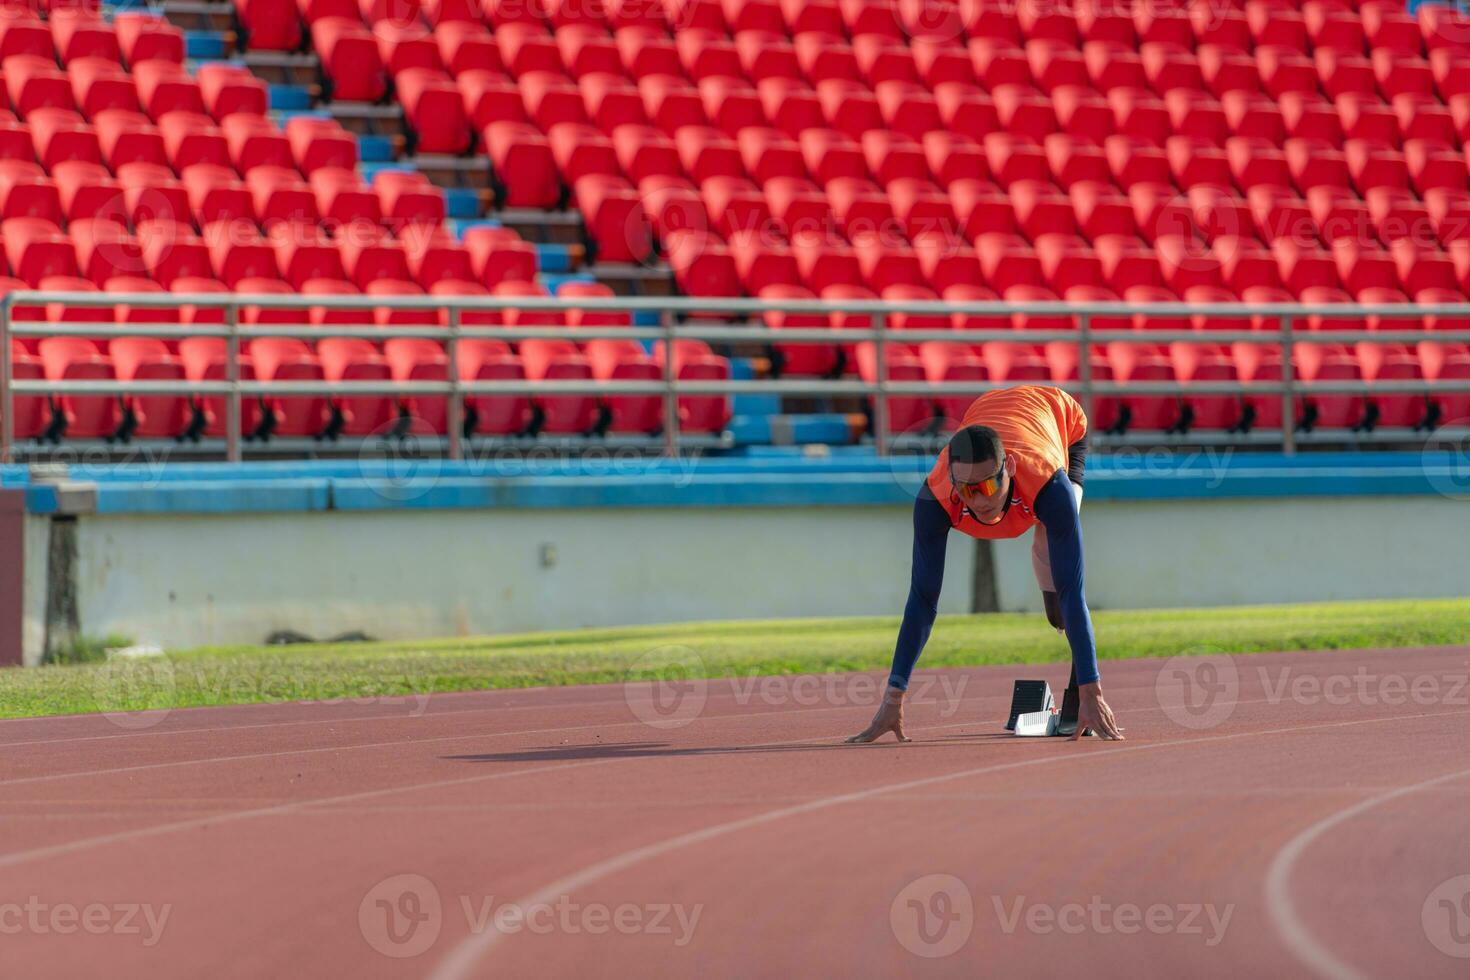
[848,384,1125,743]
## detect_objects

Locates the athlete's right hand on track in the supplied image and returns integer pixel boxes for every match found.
[846,685,912,743]
[1075,682,1125,741]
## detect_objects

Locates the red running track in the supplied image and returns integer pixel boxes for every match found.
[3,646,1470,979]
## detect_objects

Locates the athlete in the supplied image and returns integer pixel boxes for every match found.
[847,384,1125,743]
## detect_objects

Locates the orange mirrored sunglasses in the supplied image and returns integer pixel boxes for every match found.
[951,459,1005,499]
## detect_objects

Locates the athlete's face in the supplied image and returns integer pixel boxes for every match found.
[951,454,1015,522]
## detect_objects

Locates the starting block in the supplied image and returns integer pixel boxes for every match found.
[1007,679,1088,737]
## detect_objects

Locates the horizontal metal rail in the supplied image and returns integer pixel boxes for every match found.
[6,291,1470,461]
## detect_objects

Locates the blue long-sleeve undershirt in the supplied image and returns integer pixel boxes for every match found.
[886,471,1099,691]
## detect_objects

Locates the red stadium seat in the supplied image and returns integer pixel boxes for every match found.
[374,170,446,229]
[312,18,389,102]
[38,336,120,439]
[481,121,560,208]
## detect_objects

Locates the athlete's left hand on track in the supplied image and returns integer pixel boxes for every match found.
[1075,682,1125,741]
[845,685,911,744]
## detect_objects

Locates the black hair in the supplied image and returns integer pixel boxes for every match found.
[948,425,1003,466]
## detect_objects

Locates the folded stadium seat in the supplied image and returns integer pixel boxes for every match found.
[112,161,188,228]
[1390,239,1457,296]
[1405,140,1469,197]
[1105,135,1170,190]
[462,225,539,289]
[581,335,663,434]
[1226,136,1293,193]
[698,162,768,229]
[5,55,74,117]
[675,28,741,82]
[1187,185,1255,243]
[997,282,1070,333]
[1431,47,1470,101]
[1373,50,1436,101]
[1279,91,1344,143]
[1105,342,1180,431]
[757,283,842,376]
[311,17,389,102]
[0,11,55,62]
[332,224,409,290]
[1422,1,1470,51]
[1074,0,1133,44]
[1424,186,1470,245]
[673,125,747,183]
[1361,1,1422,54]
[195,64,268,122]
[314,336,401,437]
[1313,48,1377,100]
[0,114,35,162]
[480,122,560,209]
[733,29,801,83]
[427,277,493,327]
[1155,234,1224,294]
[724,0,784,34]
[936,282,1004,333]
[50,161,123,224]
[104,276,182,326]
[1297,284,1364,335]
[2,216,74,284]
[304,168,379,228]
[1119,283,1190,333]
[932,81,999,142]
[853,341,932,434]
[453,334,536,435]
[983,131,1049,187]
[991,84,1060,142]
[297,276,371,325]
[754,76,824,139]
[737,127,808,184]
[1254,45,1318,100]
[1165,135,1233,192]
[397,69,475,155]
[1042,133,1108,190]
[219,114,293,175]
[651,338,732,432]
[814,78,883,139]
[552,25,617,78]
[574,174,654,263]
[947,177,1014,240]
[1128,182,1198,243]
[1419,340,1470,424]
[919,341,989,428]
[879,283,950,333]
[373,170,446,230]
[1082,39,1147,94]
[662,228,739,296]
[131,59,205,117]
[970,232,1040,295]
[1336,92,1401,145]
[853,34,919,89]
[514,342,601,434]
[1331,239,1401,295]
[1305,184,1375,246]
[1106,87,1169,143]
[724,228,798,294]
[70,217,144,284]
[457,70,526,132]
[157,110,230,172]
[1140,41,1205,95]
[827,176,895,239]
[133,219,212,287]
[640,174,708,238]
[1232,283,1294,335]
[5,335,48,439]
[1093,232,1163,293]
[1246,184,1315,244]
[852,235,923,294]
[521,71,590,132]
[1169,341,1243,430]
[1213,234,1285,295]
[246,337,333,438]
[921,131,987,191]
[168,275,230,324]
[839,0,906,39]
[638,74,709,135]
[1224,336,1287,429]
[1051,84,1112,145]
[892,181,959,243]
[1025,38,1088,94]
[379,336,448,434]
[227,276,300,327]
[913,35,977,89]
[968,38,1032,90]
[107,334,191,438]
[980,339,1051,384]
[873,81,944,142]
[32,274,110,327]
[372,17,444,78]
[668,0,728,32]
[230,0,303,49]
[437,22,502,76]
[1161,89,1228,145]
[269,222,348,289]
[481,0,550,28]
[26,108,102,169]
[49,9,120,64]
[1199,44,1264,99]
[791,230,861,294]
[1294,342,1365,429]
[1033,233,1104,296]
[493,21,563,76]
[1281,137,1352,197]
[616,25,680,80]
[112,12,185,65]
[583,72,650,133]
[794,128,864,185]
[1415,288,1470,332]
[69,57,141,117]
[1070,180,1136,239]
[1273,237,1342,295]
[37,336,120,439]
[1393,92,1456,147]
[398,225,475,289]
[1356,285,1423,336]
[361,278,438,326]
[1182,283,1247,333]
[243,165,318,228]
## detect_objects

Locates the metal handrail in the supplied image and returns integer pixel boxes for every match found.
[5,291,1470,461]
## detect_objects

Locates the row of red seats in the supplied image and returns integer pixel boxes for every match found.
[4,57,267,123]
[857,338,1470,433]
[7,332,733,440]
[0,10,184,67]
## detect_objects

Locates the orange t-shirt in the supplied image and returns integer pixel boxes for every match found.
[925,385,1088,540]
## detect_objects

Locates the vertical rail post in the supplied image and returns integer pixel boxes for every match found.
[225,301,241,463]
[446,304,463,461]
[1280,313,1296,456]
[661,308,679,458]
[1077,311,1093,424]
[873,308,888,455]
[0,295,12,463]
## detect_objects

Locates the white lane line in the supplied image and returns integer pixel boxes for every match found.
[1263,765,1470,980]
[428,706,1470,980]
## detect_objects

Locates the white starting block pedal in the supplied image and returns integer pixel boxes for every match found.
[1007,679,1091,737]
[1004,680,1053,731]
[1013,708,1061,736]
